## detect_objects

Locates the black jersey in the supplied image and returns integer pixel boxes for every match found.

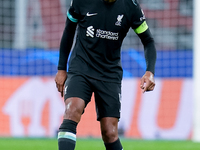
[67,0,148,83]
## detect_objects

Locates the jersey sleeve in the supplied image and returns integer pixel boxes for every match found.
[126,1,156,74]
[67,0,81,23]
[128,0,148,34]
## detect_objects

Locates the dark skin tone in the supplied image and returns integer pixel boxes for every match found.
[55,0,155,143]
[55,70,155,143]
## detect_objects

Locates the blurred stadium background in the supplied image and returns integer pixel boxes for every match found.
[0,0,196,143]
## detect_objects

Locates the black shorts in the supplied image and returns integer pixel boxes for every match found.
[64,72,122,121]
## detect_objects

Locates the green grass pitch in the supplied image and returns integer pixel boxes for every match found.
[0,138,200,150]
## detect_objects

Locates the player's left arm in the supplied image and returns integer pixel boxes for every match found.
[129,0,156,92]
[136,27,157,93]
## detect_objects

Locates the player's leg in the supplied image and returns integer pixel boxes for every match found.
[58,73,93,150]
[93,79,123,150]
[58,97,85,150]
[100,117,123,150]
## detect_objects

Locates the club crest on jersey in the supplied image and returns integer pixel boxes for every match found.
[115,14,124,26]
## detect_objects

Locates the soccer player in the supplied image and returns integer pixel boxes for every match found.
[55,0,156,150]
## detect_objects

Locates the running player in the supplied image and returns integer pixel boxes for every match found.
[55,0,156,150]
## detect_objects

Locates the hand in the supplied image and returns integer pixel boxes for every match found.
[140,71,155,93]
[55,70,67,97]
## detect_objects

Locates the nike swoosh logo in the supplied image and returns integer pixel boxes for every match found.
[86,12,98,16]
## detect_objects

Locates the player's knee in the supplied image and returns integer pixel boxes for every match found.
[64,106,82,122]
[63,98,85,122]
[101,128,118,143]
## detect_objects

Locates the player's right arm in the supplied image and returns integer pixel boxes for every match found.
[55,4,79,97]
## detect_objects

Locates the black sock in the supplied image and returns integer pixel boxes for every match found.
[58,119,78,150]
[104,138,123,150]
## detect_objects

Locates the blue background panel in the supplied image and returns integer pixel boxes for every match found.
[0,49,193,77]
